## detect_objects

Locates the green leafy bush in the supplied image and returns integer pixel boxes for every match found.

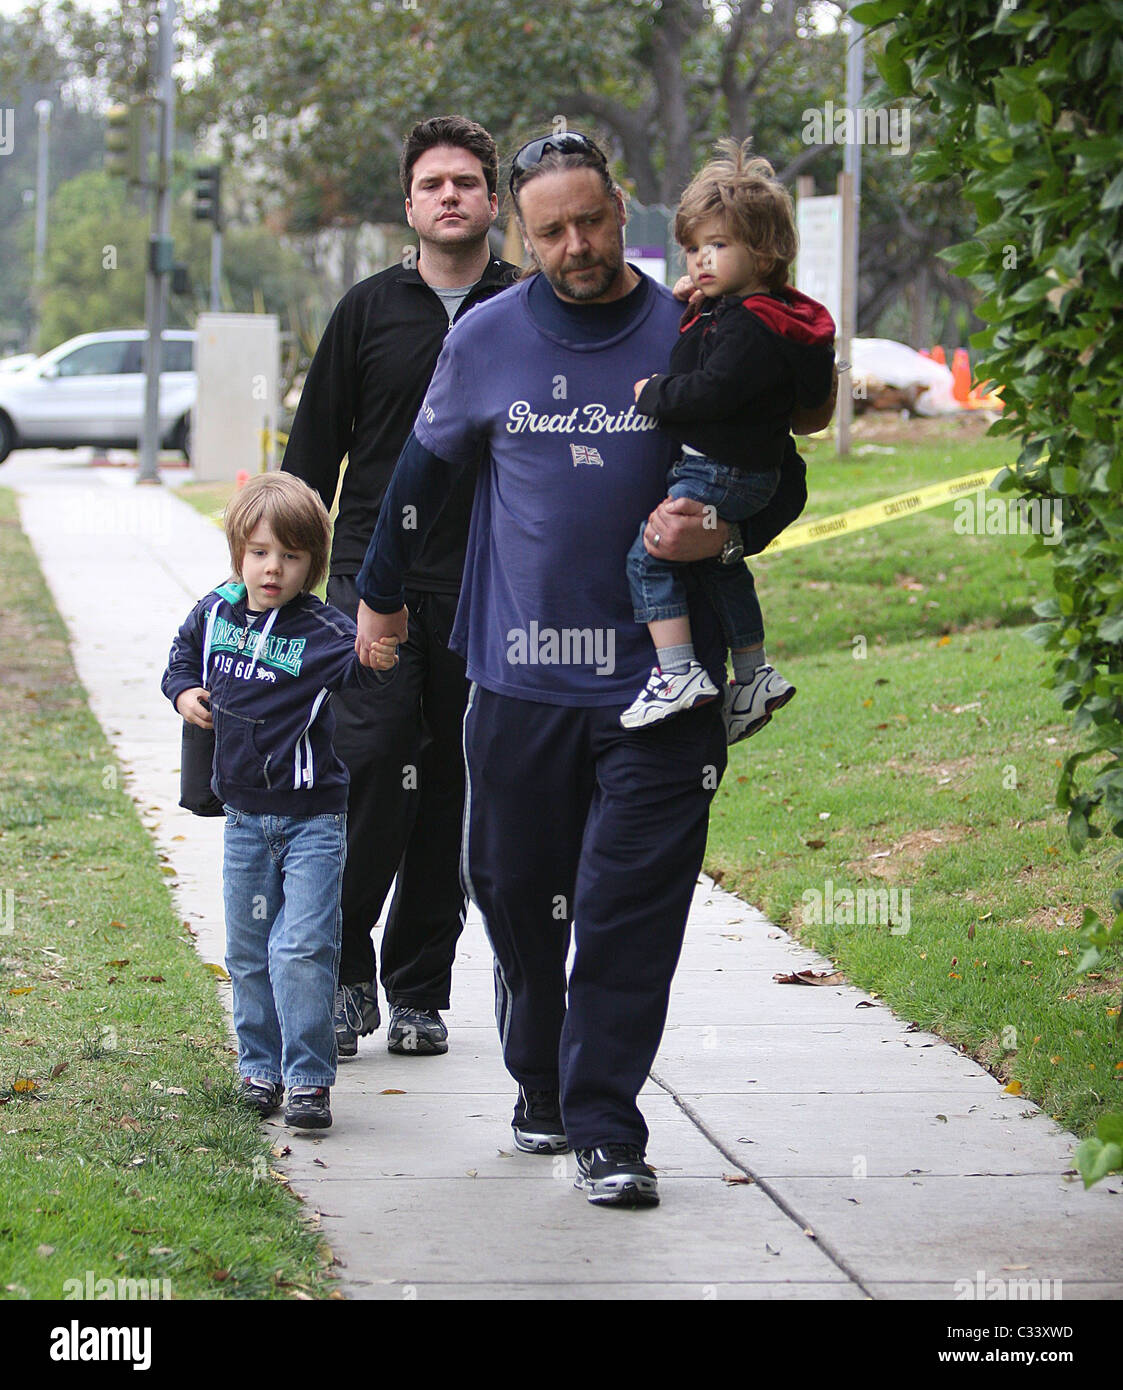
[851,0,1123,1182]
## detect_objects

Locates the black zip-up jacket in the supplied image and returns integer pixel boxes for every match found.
[282,257,520,587]
[637,286,836,473]
[161,582,392,816]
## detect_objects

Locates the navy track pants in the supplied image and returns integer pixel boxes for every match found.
[462,683,727,1150]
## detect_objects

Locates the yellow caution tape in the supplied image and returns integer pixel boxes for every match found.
[758,468,1006,555]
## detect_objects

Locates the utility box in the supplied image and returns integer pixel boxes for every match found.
[192,313,280,481]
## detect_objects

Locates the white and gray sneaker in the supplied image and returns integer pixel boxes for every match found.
[620,661,720,730]
[723,665,796,744]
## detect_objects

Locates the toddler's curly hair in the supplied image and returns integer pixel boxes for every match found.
[674,138,798,291]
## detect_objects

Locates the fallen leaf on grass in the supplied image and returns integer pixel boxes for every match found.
[117,1116,142,1132]
[855,1000,875,1009]
[773,969,845,986]
[1004,1081,1023,1095]
[13,1079,37,1093]
[8,987,34,996]
[804,839,826,850]
[137,976,165,984]
[37,1245,54,1258]
[50,1062,69,1079]
[203,963,230,980]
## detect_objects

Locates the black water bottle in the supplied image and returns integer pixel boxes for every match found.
[179,695,223,817]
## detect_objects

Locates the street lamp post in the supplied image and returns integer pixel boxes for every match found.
[32,98,53,353]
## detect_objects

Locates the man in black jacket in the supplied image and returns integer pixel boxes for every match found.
[282,115,519,1059]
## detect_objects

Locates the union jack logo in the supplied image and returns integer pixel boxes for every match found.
[570,443,605,468]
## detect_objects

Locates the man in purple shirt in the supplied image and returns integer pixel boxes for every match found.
[355,134,736,1208]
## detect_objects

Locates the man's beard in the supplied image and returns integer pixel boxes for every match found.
[548,243,624,302]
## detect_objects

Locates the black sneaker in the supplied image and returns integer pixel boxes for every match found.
[333,979,380,1059]
[574,1144,660,1207]
[386,1004,448,1055]
[238,1077,284,1118]
[284,1086,332,1130]
[512,1086,570,1154]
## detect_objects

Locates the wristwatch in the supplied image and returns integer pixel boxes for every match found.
[720,521,744,566]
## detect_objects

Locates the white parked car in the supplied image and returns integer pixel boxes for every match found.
[0,329,196,464]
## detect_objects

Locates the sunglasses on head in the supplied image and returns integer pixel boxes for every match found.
[508,132,608,196]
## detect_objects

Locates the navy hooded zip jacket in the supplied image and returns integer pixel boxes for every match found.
[161,580,392,816]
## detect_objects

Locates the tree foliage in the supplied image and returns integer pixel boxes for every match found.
[853,0,1123,1179]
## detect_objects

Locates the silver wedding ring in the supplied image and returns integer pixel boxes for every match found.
[653,532,661,547]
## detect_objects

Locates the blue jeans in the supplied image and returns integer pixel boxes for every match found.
[627,456,781,649]
[222,806,346,1088]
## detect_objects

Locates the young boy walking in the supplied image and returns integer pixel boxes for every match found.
[621,140,836,738]
[162,473,398,1130]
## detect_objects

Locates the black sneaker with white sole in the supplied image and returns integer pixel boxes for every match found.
[333,979,380,1059]
[386,1004,449,1055]
[283,1085,332,1130]
[238,1077,284,1118]
[512,1086,570,1154]
[574,1144,660,1206]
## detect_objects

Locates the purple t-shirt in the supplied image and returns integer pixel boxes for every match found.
[414,274,725,706]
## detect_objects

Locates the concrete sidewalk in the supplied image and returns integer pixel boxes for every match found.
[14,461,1123,1300]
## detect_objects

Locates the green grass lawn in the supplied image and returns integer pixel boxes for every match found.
[0,488,334,1300]
[709,418,1120,1135]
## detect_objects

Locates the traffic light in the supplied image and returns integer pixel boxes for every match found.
[193,166,222,227]
[104,101,144,183]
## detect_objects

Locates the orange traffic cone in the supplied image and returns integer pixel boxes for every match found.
[931,344,946,366]
[951,348,971,403]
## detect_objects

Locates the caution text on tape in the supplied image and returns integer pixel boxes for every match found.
[758,469,1005,556]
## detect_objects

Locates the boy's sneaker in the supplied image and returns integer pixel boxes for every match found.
[238,1077,284,1118]
[620,661,720,730]
[284,1086,332,1130]
[723,666,796,745]
[512,1086,570,1154]
[574,1144,660,1207]
[386,1004,448,1055]
[333,979,380,1060]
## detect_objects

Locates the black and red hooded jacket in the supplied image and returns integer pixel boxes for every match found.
[636,286,836,473]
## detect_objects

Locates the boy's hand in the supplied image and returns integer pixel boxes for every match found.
[356,600,408,667]
[672,275,704,313]
[368,636,400,672]
[176,687,213,729]
[634,377,650,402]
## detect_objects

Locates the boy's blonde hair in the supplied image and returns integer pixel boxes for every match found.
[223,472,331,593]
[674,139,797,291]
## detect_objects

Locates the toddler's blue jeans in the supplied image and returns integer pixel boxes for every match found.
[627,455,780,649]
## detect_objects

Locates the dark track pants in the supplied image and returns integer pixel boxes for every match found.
[462,684,727,1150]
[327,577,468,1010]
